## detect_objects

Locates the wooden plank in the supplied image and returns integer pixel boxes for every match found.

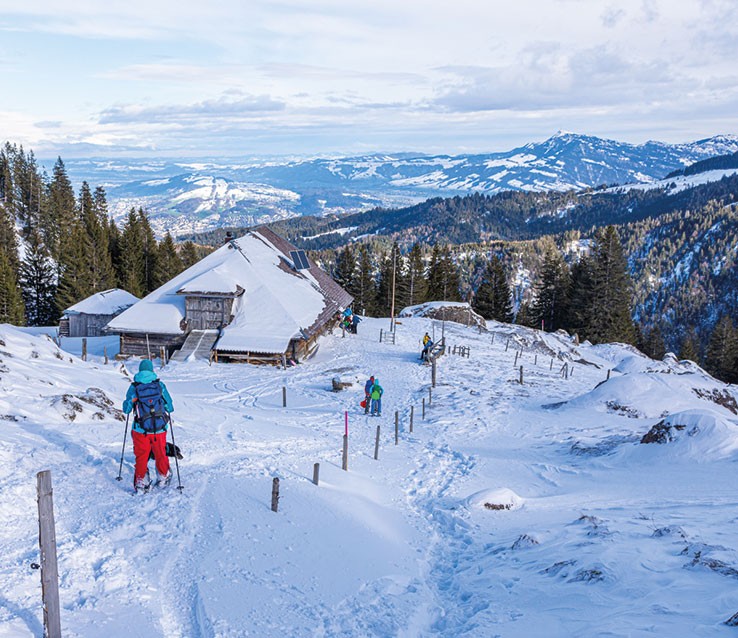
[36,470,62,638]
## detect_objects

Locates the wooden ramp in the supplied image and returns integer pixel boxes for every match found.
[170,329,219,362]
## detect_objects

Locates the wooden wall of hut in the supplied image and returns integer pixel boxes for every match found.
[184,296,235,330]
[68,314,116,338]
[119,332,186,358]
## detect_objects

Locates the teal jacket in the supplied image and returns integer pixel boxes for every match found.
[123,360,174,434]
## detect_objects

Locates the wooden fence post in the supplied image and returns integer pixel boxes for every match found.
[505,338,510,351]
[36,470,62,638]
[395,411,399,445]
[160,346,166,366]
[374,425,381,460]
[81,338,87,361]
[519,365,523,384]
[282,386,287,407]
[282,354,287,369]
[550,357,554,371]
[514,350,519,366]
[428,387,432,406]
[342,434,349,471]
[606,369,611,381]
[312,463,320,486]
[491,333,494,344]
[103,346,108,365]
[271,478,280,512]
[410,405,414,433]
[534,354,537,366]
[422,397,426,420]
[432,358,437,388]
[453,344,456,355]
[379,329,383,343]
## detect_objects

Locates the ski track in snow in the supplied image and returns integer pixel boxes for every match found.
[4,319,738,636]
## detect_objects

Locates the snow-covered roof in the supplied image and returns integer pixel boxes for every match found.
[107,228,352,354]
[64,288,139,316]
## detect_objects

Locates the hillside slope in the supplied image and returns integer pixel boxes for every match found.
[2,319,738,636]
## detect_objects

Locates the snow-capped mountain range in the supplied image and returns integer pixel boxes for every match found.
[60,132,738,237]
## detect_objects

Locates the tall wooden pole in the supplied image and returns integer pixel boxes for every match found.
[390,248,396,332]
[36,471,62,638]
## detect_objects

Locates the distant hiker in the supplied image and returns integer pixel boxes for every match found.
[421,334,434,362]
[364,375,374,414]
[351,314,361,334]
[122,359,174,492]
[342,307,353,330]
[370,378,384,417]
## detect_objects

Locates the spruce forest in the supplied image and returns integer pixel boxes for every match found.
[0,144,207,326]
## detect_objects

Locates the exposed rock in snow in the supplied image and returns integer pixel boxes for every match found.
[400,301,486,328]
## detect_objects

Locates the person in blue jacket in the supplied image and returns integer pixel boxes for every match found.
[364,375,374,414]
[122,359,174,492]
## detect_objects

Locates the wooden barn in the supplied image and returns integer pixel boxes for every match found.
[60,288,139,338]
[105,227,353,364]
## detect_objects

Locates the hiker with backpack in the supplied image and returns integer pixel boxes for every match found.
[122,359,174,492]
[421,333,433,362]
[370,378,384,417]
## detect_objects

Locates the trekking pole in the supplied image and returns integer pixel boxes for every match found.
[168,414,184,492]
[116,413,130,481]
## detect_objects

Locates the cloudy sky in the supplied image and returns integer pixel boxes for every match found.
[1,0,736,157]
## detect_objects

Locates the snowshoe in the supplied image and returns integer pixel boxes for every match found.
[156,471,172,488]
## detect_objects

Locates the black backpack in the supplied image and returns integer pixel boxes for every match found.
[133,380,170,433]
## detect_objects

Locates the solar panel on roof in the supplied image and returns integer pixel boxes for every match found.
[290,250,310,270]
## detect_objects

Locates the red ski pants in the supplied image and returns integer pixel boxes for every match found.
[132,430,170,485]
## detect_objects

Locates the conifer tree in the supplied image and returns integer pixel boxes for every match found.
[678,330,700,363]
[154,233,183,287]
[473,255,513,322]
[574,227,636,344]
[0,193,19,274]
[46,157,77,259]
[374,242,404,317]
[705,316,738,383]
[353,245,377,316]
[138,209,158,294]
[20,229,57,325]
[405,243,427,307]
[55,222,93,312]
[515,301,535,327]
[0,246,25,324]
[567,256,595,340]
[334,245,356,293]
[426,245,461,301]
[639,324,666,360]
[531,249,570,332]
[108,216,123,285]
[179,241,200,270]
[79,181,116,291]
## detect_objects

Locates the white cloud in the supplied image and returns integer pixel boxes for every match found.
[0,0,735,155]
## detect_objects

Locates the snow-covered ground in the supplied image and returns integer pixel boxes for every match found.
[2,317,738,637]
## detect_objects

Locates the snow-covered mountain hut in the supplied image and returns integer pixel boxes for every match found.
[60,288,139,338]
[106,227,353,364]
